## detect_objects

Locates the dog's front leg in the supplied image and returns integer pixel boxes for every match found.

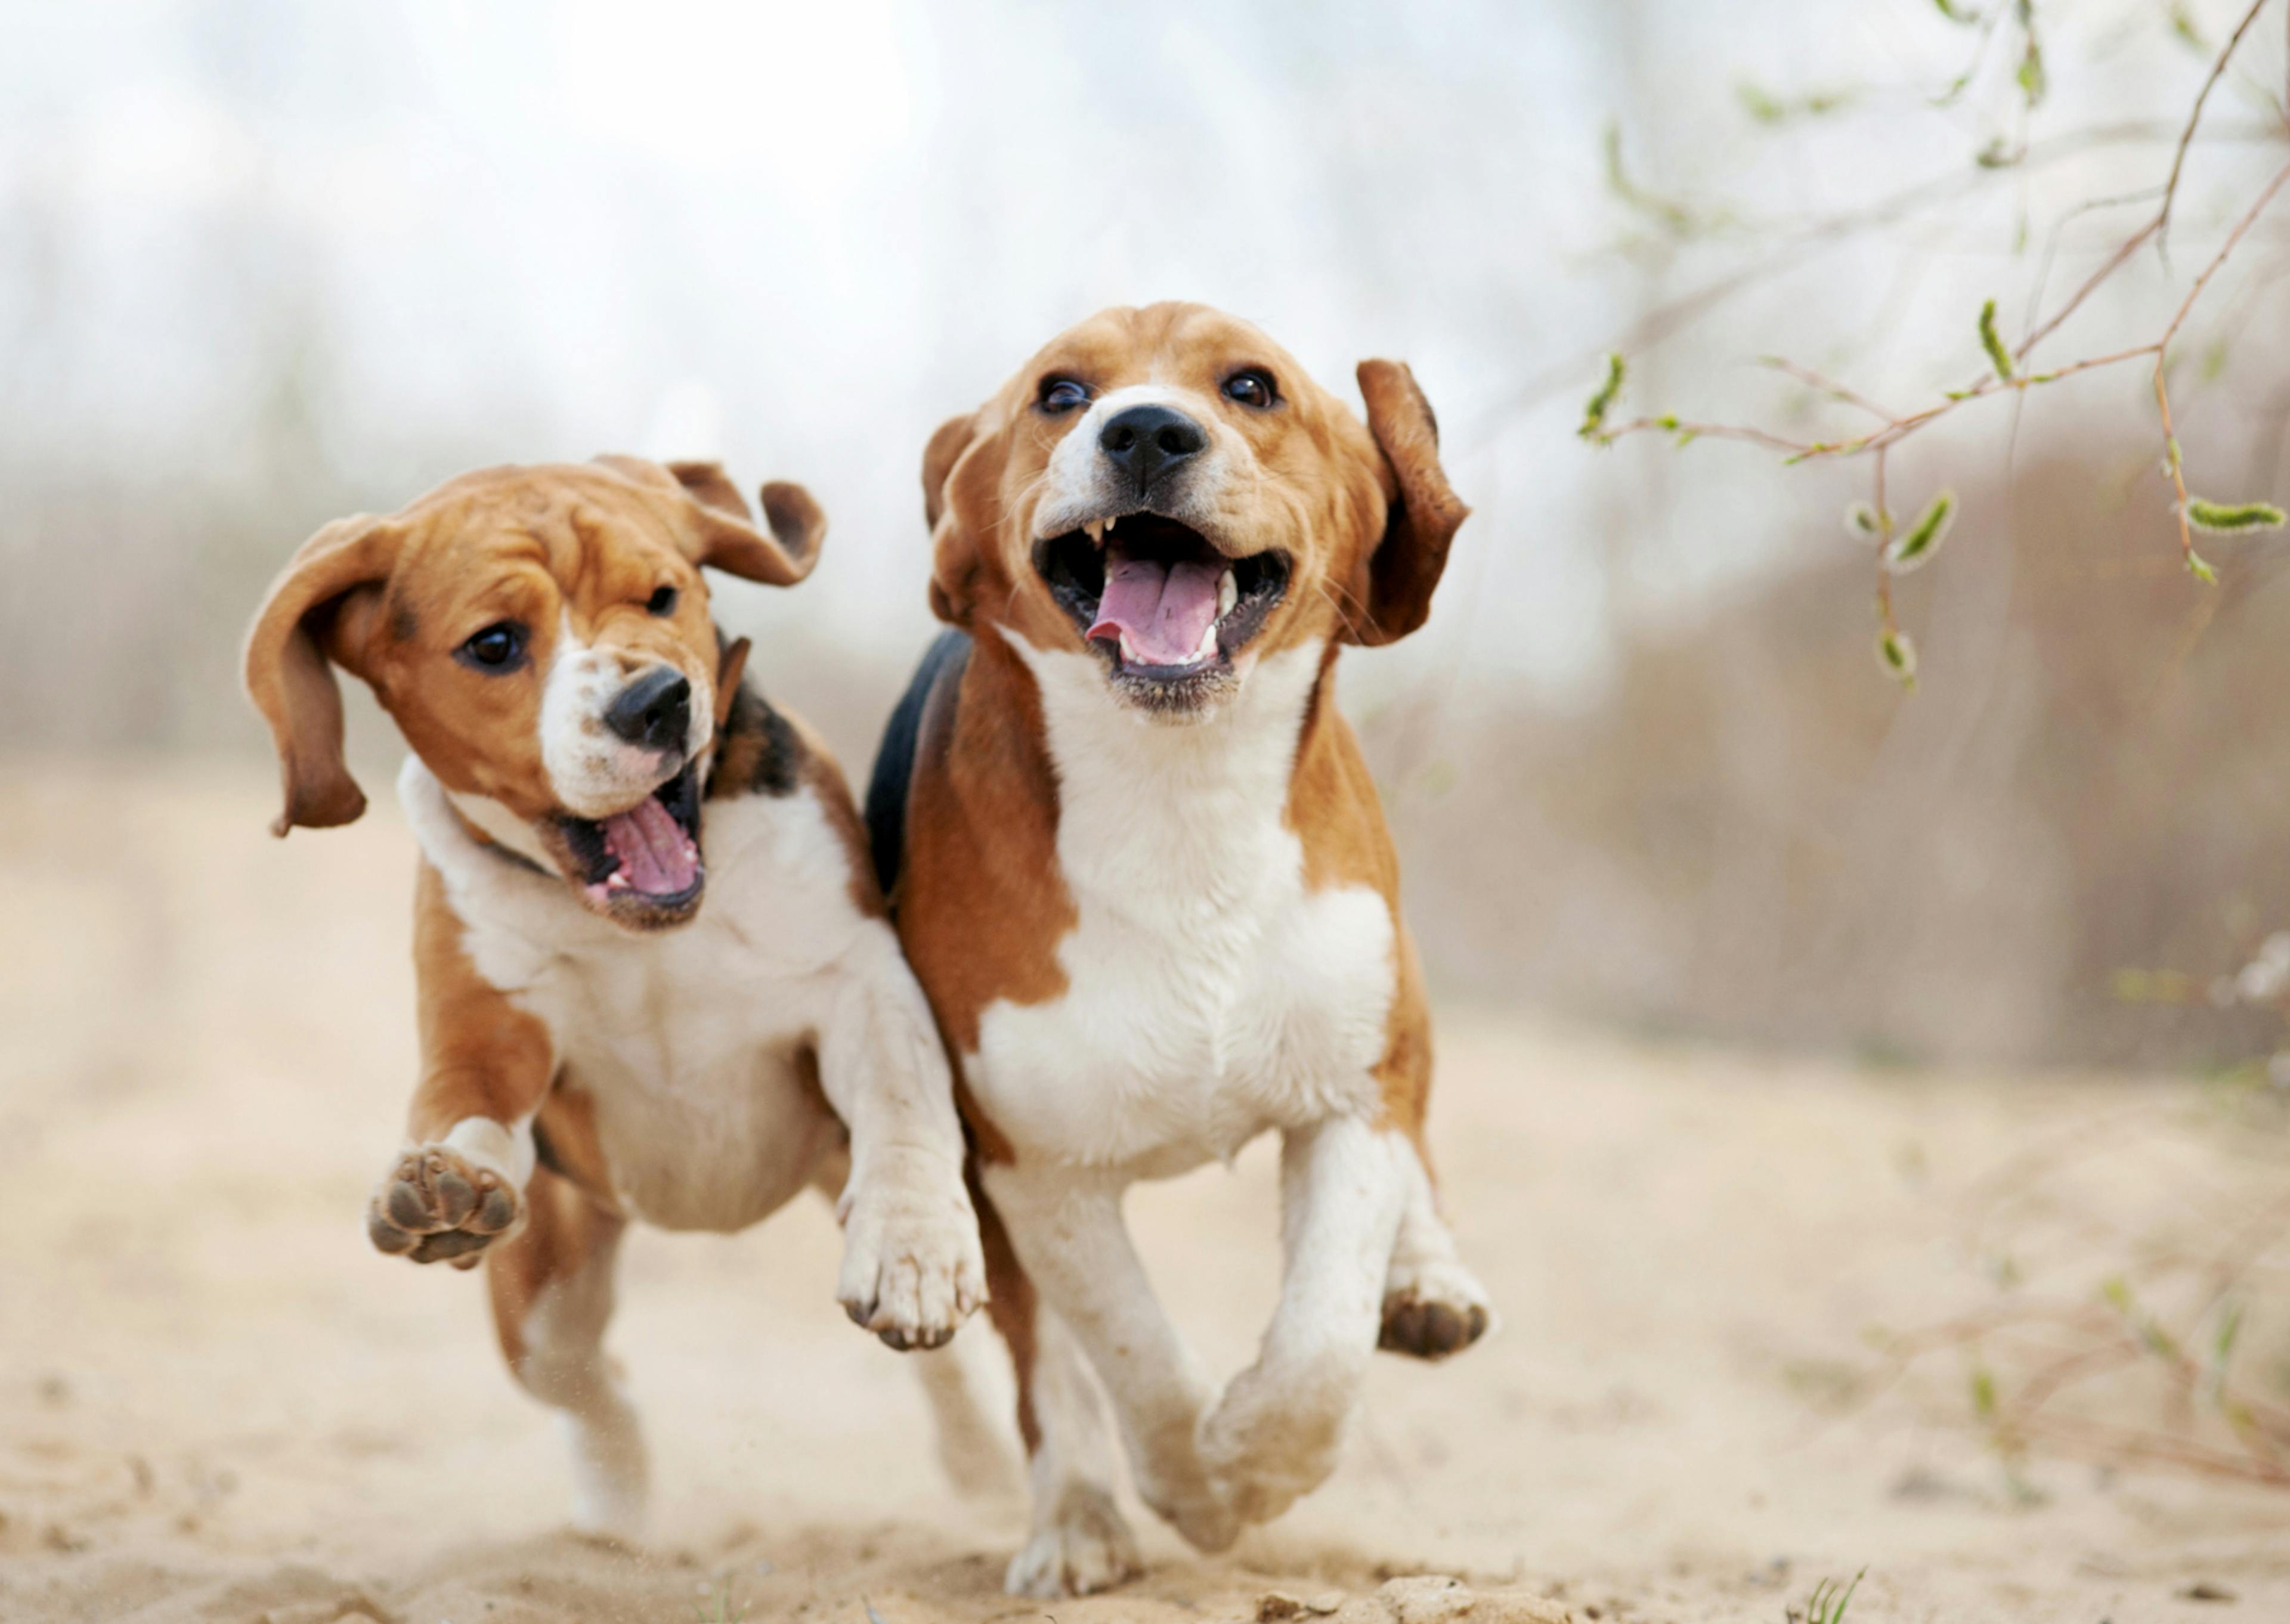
[367,864,553,1268]
[982,1162,1239,1554]
[1197,1111,1407,1524]
[816,931,986,1350]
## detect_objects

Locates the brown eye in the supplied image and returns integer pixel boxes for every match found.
[1038,377,1091,414]
[457,621,528,672]
[646,585,679,616]
[1223,368,1277,410]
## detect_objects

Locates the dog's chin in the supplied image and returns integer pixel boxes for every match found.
[536,758,708,931]
[1031,512,1291,724]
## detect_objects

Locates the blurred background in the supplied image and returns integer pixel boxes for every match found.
[8,0,2290,1069]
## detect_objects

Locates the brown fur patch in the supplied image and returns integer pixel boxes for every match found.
[406,861,558,1144]
[243,457,824,835]
[890,630,1074,1061]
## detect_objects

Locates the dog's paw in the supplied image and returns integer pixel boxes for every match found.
[1198,1359,1350,1529]
[367,1145,521,1268]
[1004,1483,1141,1598]
[1377,1256,1493,1360]
[1131,1453,1240,1554]
[835,1151,986,1350]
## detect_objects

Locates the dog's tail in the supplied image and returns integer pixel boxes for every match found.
[864,627,971,906]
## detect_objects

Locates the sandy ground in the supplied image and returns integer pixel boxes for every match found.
[4,761,2288,1624]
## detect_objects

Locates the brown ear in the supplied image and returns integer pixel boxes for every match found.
[1345,359,1471,646]
[242,513,404,836]
[921,412,992,628]
[921,411,976,531]
[593,455,824,587]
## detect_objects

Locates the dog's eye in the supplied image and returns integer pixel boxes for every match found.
[646,585,679,617]
[1223,369,1277,410]
[457,621,528,672]
[1038,377,1091,414]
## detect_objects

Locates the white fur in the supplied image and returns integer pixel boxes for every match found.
[1032,383,1245,544]
[397,752,983,1524]
[439,1111,535,1188]
[977,634,1395,1170]
[1004,1310,1141,1598]
[1384,1136,1494,1332]
[967,631,1453,1575]
[536,612,715,820]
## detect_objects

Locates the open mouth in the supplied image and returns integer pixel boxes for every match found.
[1034,514,1291,680]
[557,759,704,912]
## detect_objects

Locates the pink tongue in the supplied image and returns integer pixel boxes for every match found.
[601,796,698,896]
[1086,554,1224,667]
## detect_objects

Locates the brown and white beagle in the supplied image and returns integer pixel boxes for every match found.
[865,303,1491,1597]
[243,456,985,1541]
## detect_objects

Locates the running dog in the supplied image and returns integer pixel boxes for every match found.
[867,303,1491,1595]
[243,455,985,1539]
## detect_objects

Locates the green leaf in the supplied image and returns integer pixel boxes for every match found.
[1579,352,1626,441]
[1978,300,2014,381]
[2187,549,2218,584]
[2214,1300,2243,1367]
[1886,490,1956,572]
[1575,352,1630,439]
[2187,498,2288,532]
[1933,0,1980,21]
[1970,1365,1997,1418]
[1735,81,1786,124]
[2016,36,2047,106]
[1877,628,1918,688]
[1846,501,1881,537]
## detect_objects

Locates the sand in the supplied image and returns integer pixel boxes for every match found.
[2,761,2285,1623]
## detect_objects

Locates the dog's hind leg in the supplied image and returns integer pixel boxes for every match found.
[486,1163,646,1542]
[1378,1131,1493,1361]
[976,1181,1141,1600]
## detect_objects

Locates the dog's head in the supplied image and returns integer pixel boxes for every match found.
[242,456,825,930]
[920,302,1467,720]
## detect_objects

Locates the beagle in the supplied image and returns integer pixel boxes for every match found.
[243,456,985,1541]
[866,303,1491,1597]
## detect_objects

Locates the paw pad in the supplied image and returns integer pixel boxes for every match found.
[368,1147,520,1268]
[1377,1294,1489,1360]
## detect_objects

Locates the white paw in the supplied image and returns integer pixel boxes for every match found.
[1132,1456,1240,1553]
[561,1406,648,1545]
[1004,1484,1141,1598]
[835,1150,986,1350]
[1378,1253,1494,1360]
[1198,1358,1353,1528]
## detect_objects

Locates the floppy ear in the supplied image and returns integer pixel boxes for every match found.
[920,412,988,628]
[1344,360,1471,646]
[921,411,975,531]
[242,513,404,836]
[593,455,824,587]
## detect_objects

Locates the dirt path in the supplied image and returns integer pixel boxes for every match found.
[3,764,2285,1622]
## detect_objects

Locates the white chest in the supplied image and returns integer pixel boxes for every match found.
[402,761,862,1230]
[968,639,1397,1174]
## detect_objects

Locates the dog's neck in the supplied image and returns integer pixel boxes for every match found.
[992,628,1332,912]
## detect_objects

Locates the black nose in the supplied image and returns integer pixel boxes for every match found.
[604,667,692,752]
[1097,404,1206,493]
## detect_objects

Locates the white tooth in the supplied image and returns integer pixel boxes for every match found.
[606,872,629,890]
[1194,618,1218,662]
[1119,630,1141,664]
[1106,513,1118,532]
[1084,517,1104,546]
[1217,569,1236,618]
